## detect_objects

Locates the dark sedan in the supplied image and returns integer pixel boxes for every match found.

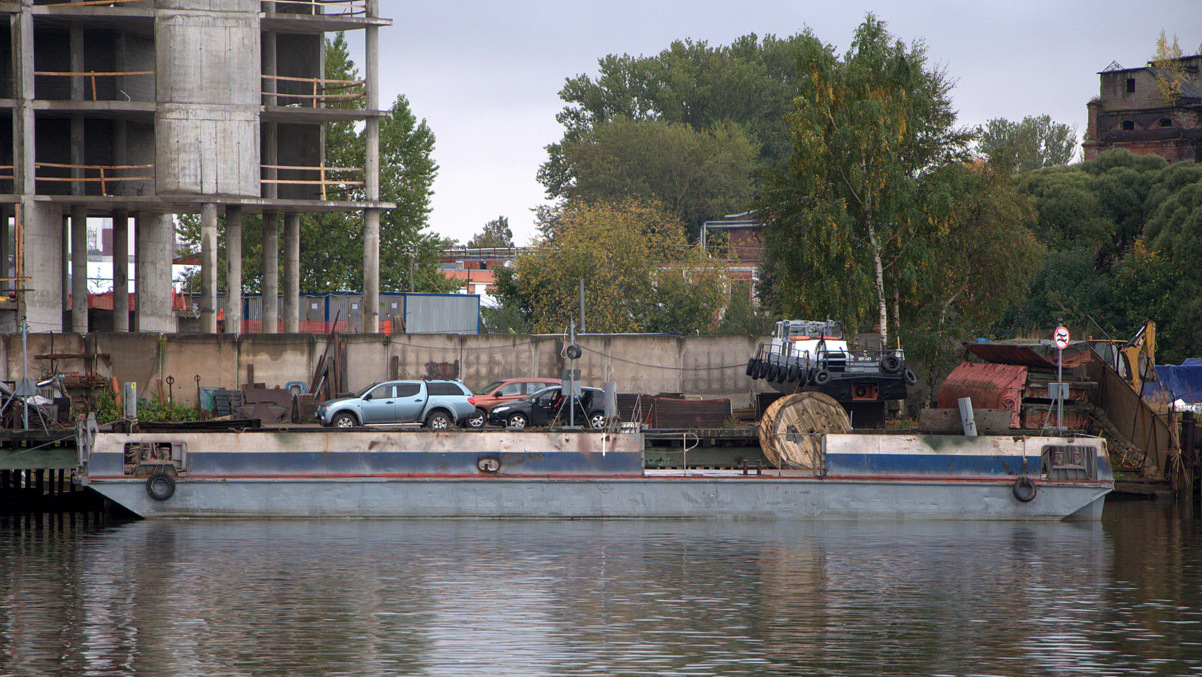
[486,386,608,430]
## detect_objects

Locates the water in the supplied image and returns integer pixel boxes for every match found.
[3,502,1202,676]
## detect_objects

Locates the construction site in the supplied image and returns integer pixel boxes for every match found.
[0,2,1199,518]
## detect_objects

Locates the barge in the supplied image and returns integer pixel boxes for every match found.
[74,421,1113,521]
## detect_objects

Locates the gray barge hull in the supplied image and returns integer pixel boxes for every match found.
[77,428,1112,521]
[85,474,1109,521]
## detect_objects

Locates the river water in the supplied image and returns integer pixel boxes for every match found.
[2,500,1201,676]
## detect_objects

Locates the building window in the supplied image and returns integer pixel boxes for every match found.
[1126,78,1136,93]
[1160,118,1172,127]
[1122,120,1136,131]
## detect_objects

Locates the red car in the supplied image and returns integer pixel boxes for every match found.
[463,377,561,428]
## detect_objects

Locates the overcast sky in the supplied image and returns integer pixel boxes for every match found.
[348,0,1200,246]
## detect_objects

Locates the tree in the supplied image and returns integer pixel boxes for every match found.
[467,216,514,249]
[758,16,971,344]
[539,34,809,198]
[1152,31,1188,103]
[556,117,756,237]
[494,199,727,334]
[974,115,1077,174]
[1015,149,1167,268]
[904,163,1042,373]
[1140,161,1202,362]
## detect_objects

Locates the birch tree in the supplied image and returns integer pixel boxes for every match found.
[758,16,970,344]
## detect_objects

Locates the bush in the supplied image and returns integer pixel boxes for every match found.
[86,389,200,424]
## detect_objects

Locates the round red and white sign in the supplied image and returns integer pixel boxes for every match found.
[1053,326,1070,350]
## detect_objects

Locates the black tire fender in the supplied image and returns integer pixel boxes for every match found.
[787,364,800,382]
[881,355,902,374]
[814,370,831,385]
[146,472,176,501]
[903,368,917,386]
[1012,476,1037,502]
[747,358,760,378]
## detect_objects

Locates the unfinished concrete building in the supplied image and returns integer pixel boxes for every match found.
[1083,54,1202,163]
[0,0,390,334]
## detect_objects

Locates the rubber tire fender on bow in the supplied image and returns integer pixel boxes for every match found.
[1012,476,1037,502]
[146,472,176,501]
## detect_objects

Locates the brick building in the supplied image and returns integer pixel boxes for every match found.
[1083,55,1202,163]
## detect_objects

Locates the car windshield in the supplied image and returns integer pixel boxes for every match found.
[524,387,559,402]
[475,380,504,395]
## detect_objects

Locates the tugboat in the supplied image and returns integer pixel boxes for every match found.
[747,320,916,422]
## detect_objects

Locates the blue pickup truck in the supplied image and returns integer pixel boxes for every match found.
[316,380,475,429]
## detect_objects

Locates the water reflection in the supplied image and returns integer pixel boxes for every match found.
[1,503,1200,676]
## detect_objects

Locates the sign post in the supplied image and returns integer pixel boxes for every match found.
[1052,325,1070,432]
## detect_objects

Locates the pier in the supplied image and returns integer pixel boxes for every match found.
[0,430,109,517]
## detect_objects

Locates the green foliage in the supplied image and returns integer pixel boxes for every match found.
[138,397,201,423]
[1141,164,1202,362]
[539,33,810,225]
[995,248,1112,337]
[717,280,775,335]
[758,15,971,341]
[903,163,1042,371]
[556,117,757,238]
[1000,151,1202,362]
[974,115,1077,174]
[90,389,121,424]
[479,302,533,334]
[89,390,200,425]
[467,216,515,249]
[494,199,728,334]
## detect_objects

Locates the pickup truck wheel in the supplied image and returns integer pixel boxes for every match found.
[332,412,358,428]
[589,412,607,430]
[425,411,452,430]
[464,408,487,428]
[507,412,529,430]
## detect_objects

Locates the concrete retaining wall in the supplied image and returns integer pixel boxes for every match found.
[0,332,772,409]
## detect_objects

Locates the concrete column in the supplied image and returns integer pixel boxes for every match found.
[282,213,299,332]
[13,10,34,197]
[18,203,66,332]
[61,215,69,312]
[71,206,88,333]
[362,4,381,334]
[261,212,279,333]
[0,206,9,293]
[134,212,176,332]
[70,25,85,198]
[225,206,242,334]
[200,203,218,332]
[263,31,278,200]
[70,26,84,101]
[112,210,129,332]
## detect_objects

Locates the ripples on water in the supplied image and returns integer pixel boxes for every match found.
[3,502,1202,676]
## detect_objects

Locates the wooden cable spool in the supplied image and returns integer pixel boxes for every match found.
[757,392,850,472]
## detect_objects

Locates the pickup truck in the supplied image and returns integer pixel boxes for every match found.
[316,379,475,429]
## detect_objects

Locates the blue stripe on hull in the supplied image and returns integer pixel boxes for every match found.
[182,450,645,476]
[827,453,1035,477]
